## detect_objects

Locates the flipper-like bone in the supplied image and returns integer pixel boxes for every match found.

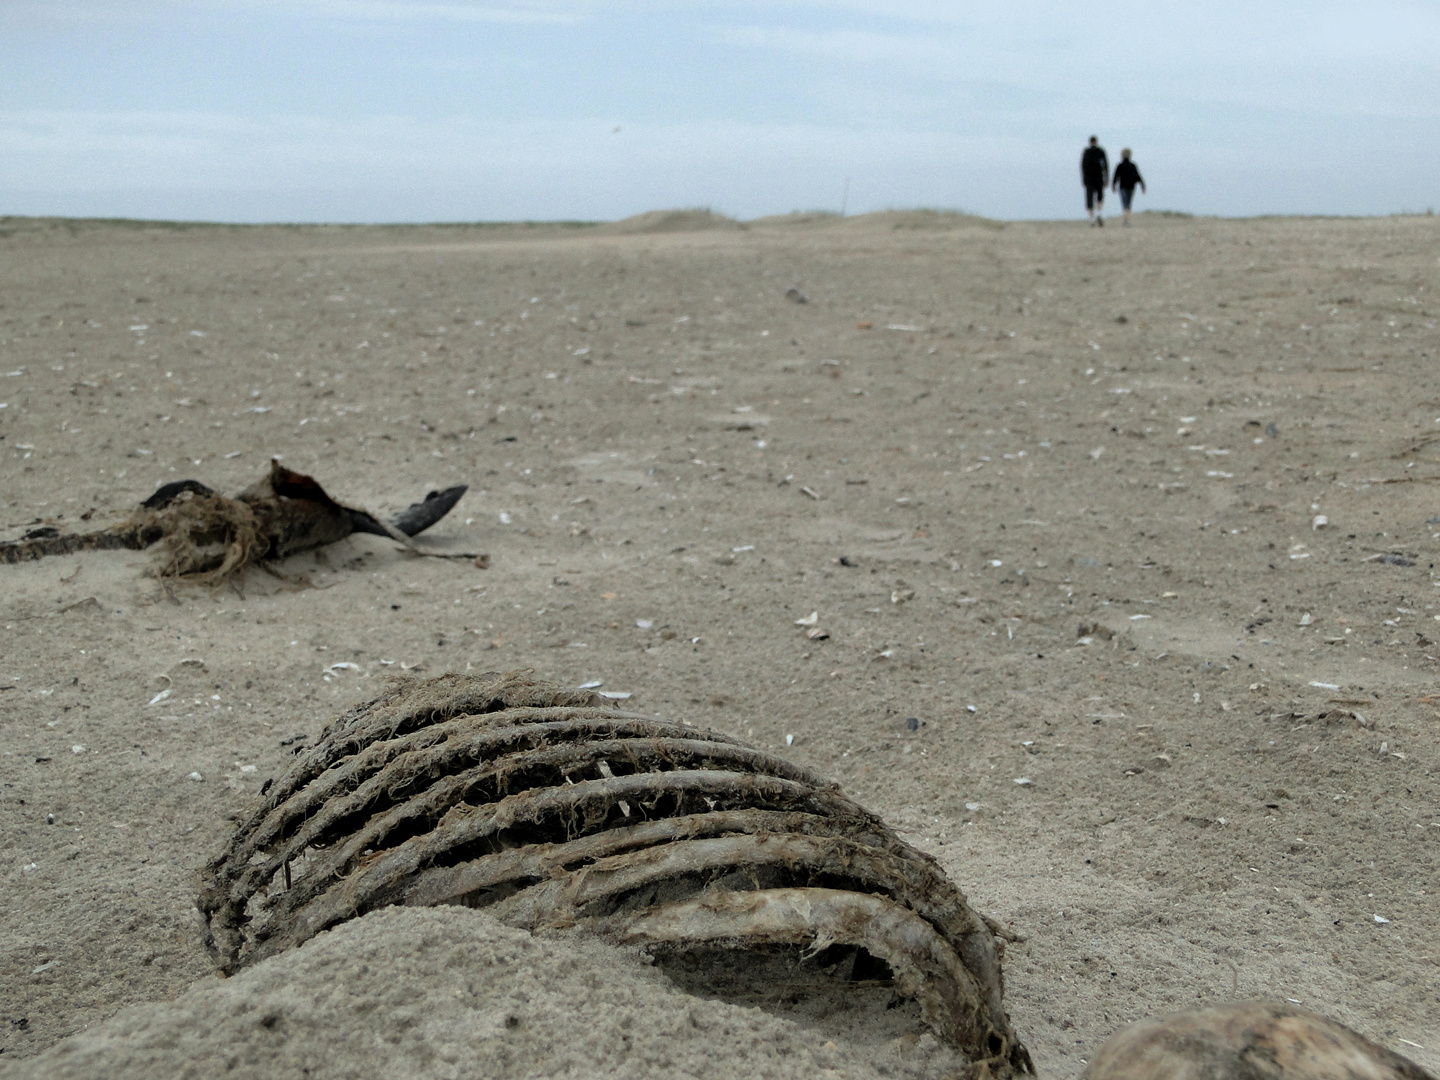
[349,485,468,538]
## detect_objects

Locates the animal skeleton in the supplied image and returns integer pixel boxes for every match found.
[199,671,1033,1074]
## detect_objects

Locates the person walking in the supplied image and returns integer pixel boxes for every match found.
[1111,148,1146,226]
[1081,136,1109,226]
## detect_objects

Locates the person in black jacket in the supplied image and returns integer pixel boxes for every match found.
[1081,136,1109,226]
[1112,148,1146,226]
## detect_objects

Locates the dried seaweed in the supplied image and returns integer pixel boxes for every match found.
[0,459,471,580]
[198,671,1033,1075]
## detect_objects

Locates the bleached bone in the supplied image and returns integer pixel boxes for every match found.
[601,887,1001,1060]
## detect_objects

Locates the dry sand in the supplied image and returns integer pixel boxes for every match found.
[7,905,972,1080]
[0,209,1437,1076]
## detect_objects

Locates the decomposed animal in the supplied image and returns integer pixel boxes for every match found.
[200,670,1034,1075]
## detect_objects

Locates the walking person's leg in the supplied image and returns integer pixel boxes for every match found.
[1087,185,1105,225]
[1120,186,1134,226]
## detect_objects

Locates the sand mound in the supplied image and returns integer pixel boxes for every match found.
[837,209,1000,232]
[746,211,846,229]
[9,907,968,1080]
[609,209,744,234]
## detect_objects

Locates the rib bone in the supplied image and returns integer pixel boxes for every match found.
[198,671,1032,1075]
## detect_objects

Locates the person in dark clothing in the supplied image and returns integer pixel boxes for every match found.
[1081,136,1109,226]
[1111,148,1146,226]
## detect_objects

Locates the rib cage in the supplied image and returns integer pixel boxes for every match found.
[198,671,1033,1075]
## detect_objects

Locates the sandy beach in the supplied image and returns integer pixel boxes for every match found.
[1,209,1436,1076]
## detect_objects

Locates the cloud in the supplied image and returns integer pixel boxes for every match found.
[702,6,1440,123]
[0,0,589,31]
[703,24,959,66]
[281,0,586,24]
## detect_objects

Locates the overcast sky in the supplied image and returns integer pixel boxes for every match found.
[2,1,1437,223]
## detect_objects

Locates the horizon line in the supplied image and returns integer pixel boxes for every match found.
[4,207,1439,231]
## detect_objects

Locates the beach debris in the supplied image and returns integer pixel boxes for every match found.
[322,662,361,683]
[784,286,809,304]
[198,671,1033,1075]
[1080,1000,1433,1080]
[795,612,819,627]
[1365,551,1416,566]
[0,460,474,581]
[1312,514,1329,530]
